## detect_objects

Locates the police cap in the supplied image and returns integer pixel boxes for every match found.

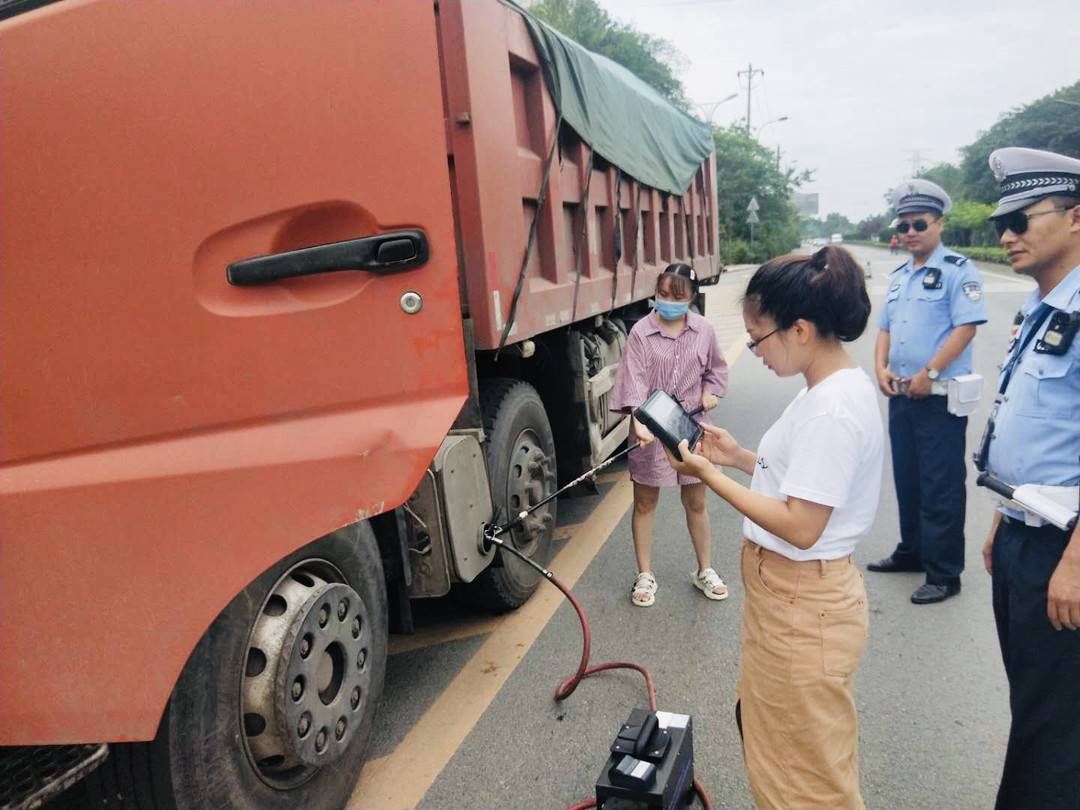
[988,146,1080,218]
[889,178,952,217]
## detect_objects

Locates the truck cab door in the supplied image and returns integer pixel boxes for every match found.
[0,2,464,743]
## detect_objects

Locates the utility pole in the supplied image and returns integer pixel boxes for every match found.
[737,63,765,134]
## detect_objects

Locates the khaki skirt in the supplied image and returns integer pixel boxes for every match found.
[737,539,869,810]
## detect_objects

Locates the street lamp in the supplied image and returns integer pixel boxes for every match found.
[755,116,789,167]
[754,115,789,137]
[694,92,738,126]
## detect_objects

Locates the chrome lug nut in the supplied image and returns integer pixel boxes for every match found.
[357,648,367,670]
[350,686,361,710]
[351,617,361,638]
[291,677,304,701]
[318,605,329,627]
[297,713,311,737]
[337,598,349,620]
[315,728,328,753]
[299,636,311,658]
[335,718,347,740]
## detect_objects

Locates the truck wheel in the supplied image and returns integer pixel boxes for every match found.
[468,379,557,612]
[71,524,387,810]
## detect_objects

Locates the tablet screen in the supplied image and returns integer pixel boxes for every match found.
[633,390,703,460]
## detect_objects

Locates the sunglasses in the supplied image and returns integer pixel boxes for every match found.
[896,219,932,234]
[992,204,1078,238]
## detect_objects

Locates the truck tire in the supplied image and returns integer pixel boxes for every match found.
[467,378,557,612]
[67,524,387,810]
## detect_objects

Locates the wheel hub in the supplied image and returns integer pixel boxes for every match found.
[242,565,374,787]
[506,432,555,554]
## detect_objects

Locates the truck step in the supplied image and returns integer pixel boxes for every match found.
[0,744,108,810]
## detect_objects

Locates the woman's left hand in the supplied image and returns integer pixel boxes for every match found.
[664,439,712,478]
[701,392,719,412]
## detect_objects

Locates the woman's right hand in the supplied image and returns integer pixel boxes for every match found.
[695,423,742,467]
[631,416,655,446]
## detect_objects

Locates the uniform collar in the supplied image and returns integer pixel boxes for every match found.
[1026,262,1080,313]
[642,310,699,335]
[911,242,948,273]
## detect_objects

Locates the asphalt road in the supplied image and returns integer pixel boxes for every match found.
[364,241,1036,810]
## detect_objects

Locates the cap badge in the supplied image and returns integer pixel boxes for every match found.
[992,155,1006,183]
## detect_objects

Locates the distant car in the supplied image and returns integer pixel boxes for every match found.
[830,233,843,244]
[811,237,827,247]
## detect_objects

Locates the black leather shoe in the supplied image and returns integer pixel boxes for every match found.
[867,555,923,573]
[910,582,961,604]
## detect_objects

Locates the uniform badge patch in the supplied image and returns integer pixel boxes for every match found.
[962,281,982,302]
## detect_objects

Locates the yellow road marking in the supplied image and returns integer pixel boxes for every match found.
[554,523,584,542]
[348,478,633,810]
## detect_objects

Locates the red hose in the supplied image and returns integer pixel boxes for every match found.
[546,571,713,810]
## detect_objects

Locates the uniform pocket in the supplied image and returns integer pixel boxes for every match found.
[915,288,951,328]
[1020,352,1079,418]
[819,599,868,677]
[915,288,946,303]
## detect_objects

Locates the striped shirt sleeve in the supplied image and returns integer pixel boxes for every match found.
[701,324,729,397]
[610,326,650,413]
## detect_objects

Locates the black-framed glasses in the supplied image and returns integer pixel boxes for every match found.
[746,327,780,351]
[992,204,1078,238]
[896,219,931,234]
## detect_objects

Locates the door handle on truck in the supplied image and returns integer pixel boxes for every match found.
[226,229,429,286]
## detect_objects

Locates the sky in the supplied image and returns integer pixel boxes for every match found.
[595,0,1080,221]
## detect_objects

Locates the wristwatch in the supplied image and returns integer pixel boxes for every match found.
[925,367,941,381]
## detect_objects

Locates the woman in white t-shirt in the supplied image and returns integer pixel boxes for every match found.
[664,246,883,810]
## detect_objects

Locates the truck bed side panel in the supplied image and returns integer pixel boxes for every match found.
[440,0,719,350]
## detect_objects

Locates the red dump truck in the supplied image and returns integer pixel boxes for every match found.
[0,1,718,807]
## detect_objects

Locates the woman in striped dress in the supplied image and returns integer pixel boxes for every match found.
[610,263,730,607]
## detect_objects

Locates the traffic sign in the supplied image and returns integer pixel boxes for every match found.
[747,196,760,212]
[746,209,760,225]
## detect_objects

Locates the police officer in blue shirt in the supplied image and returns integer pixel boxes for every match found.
[977,147,1080,810]
[868,179,989,603]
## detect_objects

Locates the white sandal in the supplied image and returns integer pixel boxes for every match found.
[691,567,729,601]
[631,571,658,607]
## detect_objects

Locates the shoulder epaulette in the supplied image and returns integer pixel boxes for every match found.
[891,262,906,274]
[943,254,969,266]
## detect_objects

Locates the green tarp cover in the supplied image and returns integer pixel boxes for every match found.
[510,3,714,196]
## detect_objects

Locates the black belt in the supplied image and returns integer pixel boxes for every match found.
[1000,514,1069,537]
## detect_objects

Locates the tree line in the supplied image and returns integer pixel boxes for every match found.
[527,0,806,263]
[528,0,1079,266]
[810,80,1080,262]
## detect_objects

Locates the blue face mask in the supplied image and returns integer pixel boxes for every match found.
[654,299,689,321]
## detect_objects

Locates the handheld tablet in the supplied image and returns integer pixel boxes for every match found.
[633,390,703,461]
